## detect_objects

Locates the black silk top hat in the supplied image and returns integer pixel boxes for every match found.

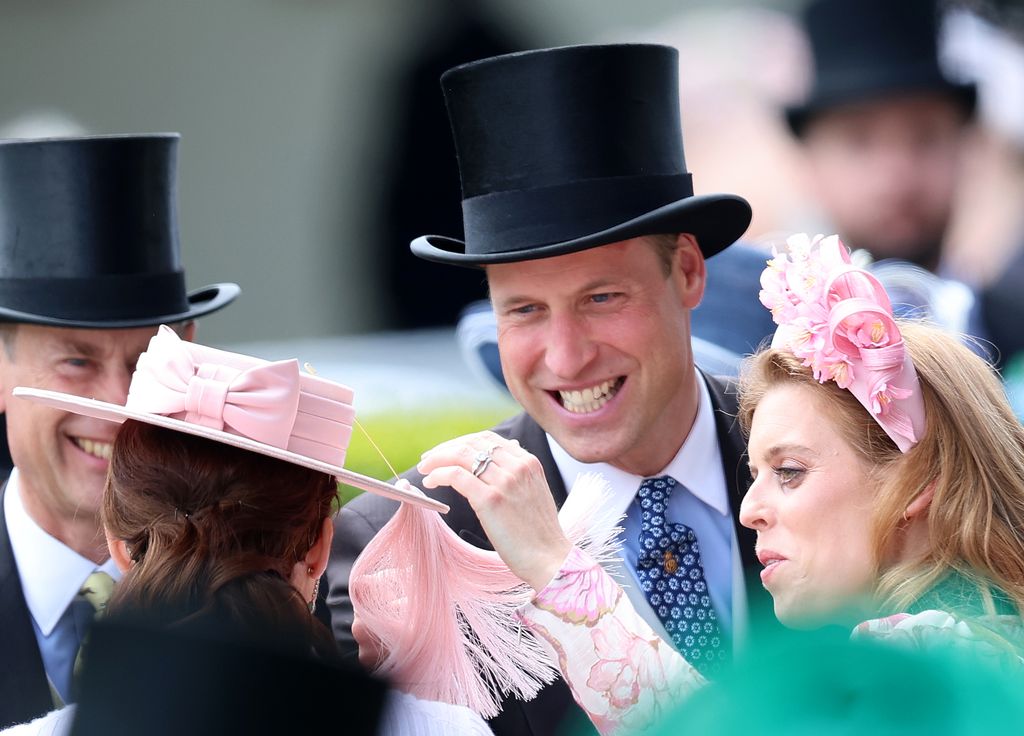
[411,43,752,266]
[0,134,239,328]
[786,0,977,137]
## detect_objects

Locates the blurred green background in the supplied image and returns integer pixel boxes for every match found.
[337,405,515,504]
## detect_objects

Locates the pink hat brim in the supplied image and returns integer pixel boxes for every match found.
[13,387,449,514]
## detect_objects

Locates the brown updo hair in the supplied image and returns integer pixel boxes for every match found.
[102,419,339,659]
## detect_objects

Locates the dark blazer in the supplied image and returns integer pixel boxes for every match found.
[0,481,57,728]
[325,373,769,736]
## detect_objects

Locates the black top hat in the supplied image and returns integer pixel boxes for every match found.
[411,44,751,266]
[786,0,977,137]
[0,134,238,328]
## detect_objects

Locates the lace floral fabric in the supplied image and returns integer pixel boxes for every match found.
[517,547,705,735]
[852,610,1024,673]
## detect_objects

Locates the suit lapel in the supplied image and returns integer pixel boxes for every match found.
[0,481,57,727]
[703,373,782,636]
[702,373,758,573]
[505,413,568,506]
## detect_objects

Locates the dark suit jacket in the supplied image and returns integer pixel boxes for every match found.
[325,373,769,736]
[0,481,57,727]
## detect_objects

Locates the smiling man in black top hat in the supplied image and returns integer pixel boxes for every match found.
[326,44,769,735]
[787,0,976,273]
[0,133,238,726]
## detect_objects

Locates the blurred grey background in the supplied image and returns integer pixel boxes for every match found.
[0,0,806,347]
[0,0,1020,353]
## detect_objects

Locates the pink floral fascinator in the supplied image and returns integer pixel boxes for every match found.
[12,325,447,512]
[759,234,926,452]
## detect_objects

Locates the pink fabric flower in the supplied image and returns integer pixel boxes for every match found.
[761,234,926,452]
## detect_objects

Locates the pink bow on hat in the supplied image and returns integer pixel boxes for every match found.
[126,326,302,448]
[759,234,926,452]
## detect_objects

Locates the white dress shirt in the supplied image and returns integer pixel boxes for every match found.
[4,469,121,702]
[547,374,748,648]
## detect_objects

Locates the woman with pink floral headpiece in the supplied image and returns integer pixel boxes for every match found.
[383,234,1024,734]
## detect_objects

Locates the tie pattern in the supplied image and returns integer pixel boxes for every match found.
[72,571,115,686]
[636,476,728,676]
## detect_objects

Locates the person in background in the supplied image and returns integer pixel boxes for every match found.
[0,134,239,726]
[785,0,996,355]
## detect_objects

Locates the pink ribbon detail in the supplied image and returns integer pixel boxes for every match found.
[126,326,302,449]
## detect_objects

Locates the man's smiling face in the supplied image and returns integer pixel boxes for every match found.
[487,235,705,477]
[0,324,166,540]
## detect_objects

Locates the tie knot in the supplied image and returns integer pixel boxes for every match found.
[79,571,115,616]
[637,475,677,503]
[637,476,679,536]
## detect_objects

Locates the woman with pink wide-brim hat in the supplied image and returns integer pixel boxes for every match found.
[4,327,497,736]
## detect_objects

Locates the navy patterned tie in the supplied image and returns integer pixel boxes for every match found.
[636,475,728,676]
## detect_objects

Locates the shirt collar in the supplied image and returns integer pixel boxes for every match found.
[548,372,730,518]
[4,468,121,636]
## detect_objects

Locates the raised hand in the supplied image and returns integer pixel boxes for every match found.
[417,431,572,591]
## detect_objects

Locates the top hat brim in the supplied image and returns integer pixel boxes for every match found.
[13,386,449,514]
[0,282,241,329]
[785,77,977,138]
[411,194,752,267]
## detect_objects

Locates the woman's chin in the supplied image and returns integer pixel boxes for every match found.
[774,596,871,630]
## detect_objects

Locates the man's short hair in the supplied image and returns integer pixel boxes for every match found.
[648,234,679,276]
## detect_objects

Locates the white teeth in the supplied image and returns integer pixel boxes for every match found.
[558,379,620,414]
[75,438,112,460]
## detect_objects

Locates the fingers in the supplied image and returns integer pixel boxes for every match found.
[418,432,519,481]
[419,431,524,469]
[416,432,570,590]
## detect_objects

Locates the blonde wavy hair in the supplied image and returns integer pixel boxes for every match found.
[738,321,1024,617]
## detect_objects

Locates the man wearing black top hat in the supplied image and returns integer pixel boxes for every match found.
[786,0,976,274]
[326,44,772,735]
[0,134,238,727]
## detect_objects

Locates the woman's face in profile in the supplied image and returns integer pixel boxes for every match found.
[740,382,880,628]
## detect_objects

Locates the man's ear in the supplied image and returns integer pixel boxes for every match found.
[304,516,334,579]
[905,481,936,521]
[0,332,16,414]
[179,320,197,342]
[673,233,707,309]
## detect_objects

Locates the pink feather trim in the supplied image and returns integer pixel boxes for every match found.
[349,473,621,718]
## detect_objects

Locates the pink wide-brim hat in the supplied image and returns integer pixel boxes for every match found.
[13,325,448,513]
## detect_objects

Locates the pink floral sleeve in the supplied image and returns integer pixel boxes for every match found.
[517,547,705,735]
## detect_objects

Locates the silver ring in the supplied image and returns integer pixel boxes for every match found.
[471,446,496,477]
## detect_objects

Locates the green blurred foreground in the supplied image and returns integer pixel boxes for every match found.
[557,622,1024,736]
